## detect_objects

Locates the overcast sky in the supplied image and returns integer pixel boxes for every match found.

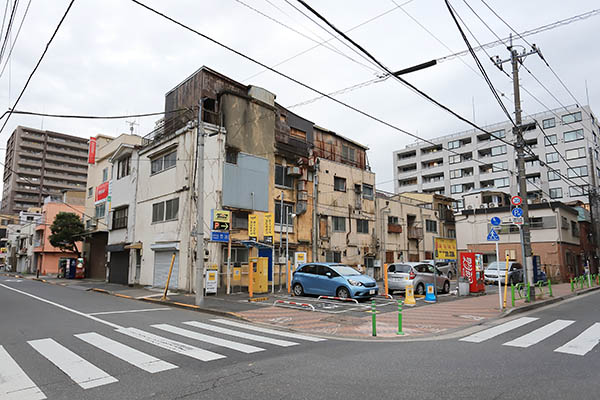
[1,0,598,192]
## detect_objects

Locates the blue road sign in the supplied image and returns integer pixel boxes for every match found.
[211,231,229,242]
[511,207,523,218]
[491,216,501,226]
[487,228,500,241]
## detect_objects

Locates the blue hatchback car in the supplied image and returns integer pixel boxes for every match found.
[291,263,378,299]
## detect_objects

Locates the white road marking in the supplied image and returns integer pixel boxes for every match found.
[211,319,326,342]
[75,332,177,373]
[152,324,265,354]
[183,321,298,347]
[28,339,117,389]
[0,345,46,400]
[503,319,575,348]
[116,327,225,361]
[87,308,171,316]
[459,317,539,343]
[554,323,600,356]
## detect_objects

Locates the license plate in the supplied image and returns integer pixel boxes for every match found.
[369,289,375,295]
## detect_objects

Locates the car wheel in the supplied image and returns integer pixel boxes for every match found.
[336,287,350,299]
[443,281,450,294]
[292,283,304,296]
[416,283,425,296]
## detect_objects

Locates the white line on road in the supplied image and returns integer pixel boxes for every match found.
[503,319,575,348]
[211,319,326,342]
[554,322,600,356]
[183,321,298,347]
[152,324,265,353]
[75,332,178,373]
[28,338,117,389]
[0,345,46,400]
[116,327,226,361]
[459,317,539,343]
[87,307,172,316]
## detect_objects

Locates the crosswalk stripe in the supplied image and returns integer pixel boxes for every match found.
[152,324,265,354]
[503,320,575,348]
[183,321,298,347]
[554,322,600,356]
[211,319,326,342]
[116,327,225,361]
[0,345,46,400]
[459,317,538,343]
[75,332,178,373]
[28,338,117,389]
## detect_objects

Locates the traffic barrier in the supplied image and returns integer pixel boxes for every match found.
[536,281,544,298]
[526,282,531,303]
[511,283,515,307]
[587,274,591,288]
[404,284,416,306]
[397,300,404,336]
[570,278,574,292]
[384,263,388,297]
[548,278,553,297]
[317,295,359,304]
[371,300,377,337]
[274,300,315,311]
[424,284,436,303]
[375,294,394,300]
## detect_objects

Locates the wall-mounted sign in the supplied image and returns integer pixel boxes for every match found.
[95,181,109,202]
[88,137,96,164]
[264,212,274,243]
[248,214,258,239]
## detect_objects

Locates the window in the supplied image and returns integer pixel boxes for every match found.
[548,170,561,181]
[562,111,582,124]
[232,211,248,229]
[451,184,463,194]
[495,177,510,188]
[165,198,179,220]
[223,247,249,263]
[566,147,586,160]
[546,152,559,163]
[325,251,341,263]
[425,219,437,233]
[549,188,563,199]
[87,187,93,198]
[362,184,373,200]
[448,140,461,149]
[334,176,346,192]
[332,216,346,232]
[564,129,584,142]
[388,216,399,225]
[117,156,130,179]
[542,118,556,129]
[492,161,508,173]
[274,165,294,188]
[151,150,177,174]
[448,229,456,239]
[490,130,506,141]
[102,168,108,182]
[275,202,293,226]
[544,134,557,146]
[341,145,356,162]
[112,207,128,229]
[95,202,106,218]
[357,219,369,234]
[450,169,462,179]
[491,145,507,156]
[225,148,238,164]
[449,154,461,164]
[568,166,588,178]
[571,221,580,237]
[569,186,588,197]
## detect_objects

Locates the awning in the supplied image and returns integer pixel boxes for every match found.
[150,242,180,251]
[125,242,142,250]
[106,243,129,252]
[238,240,273,250]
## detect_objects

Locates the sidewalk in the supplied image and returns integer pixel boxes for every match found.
[3,272,599,339]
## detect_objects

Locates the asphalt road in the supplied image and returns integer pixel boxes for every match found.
[1,275,598,400]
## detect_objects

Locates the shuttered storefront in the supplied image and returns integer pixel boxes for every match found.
[153,250,179,289]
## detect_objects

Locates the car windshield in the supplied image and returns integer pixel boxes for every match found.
[486,262,507,270]
[330,265,361,276]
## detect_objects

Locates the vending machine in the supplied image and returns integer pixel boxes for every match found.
[460,252,485,293]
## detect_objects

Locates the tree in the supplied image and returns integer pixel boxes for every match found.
[49,212,85,257]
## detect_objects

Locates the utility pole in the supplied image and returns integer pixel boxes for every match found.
[312,163,319,262]
[493,35,540,301]
[195,100,205,306]
[588,148,600,275]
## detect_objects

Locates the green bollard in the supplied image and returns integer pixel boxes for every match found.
[526,282,531,303]
[570,278,574,292]
[587,274,591,288]
[581,276,585,289]
[371,300,377,337]
[548,278,553,297]
[397,300,404,336]
[511,283,515,307]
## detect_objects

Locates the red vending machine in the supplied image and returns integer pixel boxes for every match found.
[460,252,485,293]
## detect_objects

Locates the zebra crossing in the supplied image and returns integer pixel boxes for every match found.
[0,319,325,399]
[459,317,600,356]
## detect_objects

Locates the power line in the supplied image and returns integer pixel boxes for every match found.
[0,0,31,79]
[4,107,191,120]
[0,0,18,65]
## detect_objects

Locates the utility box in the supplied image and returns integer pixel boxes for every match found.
[251,257,269,293]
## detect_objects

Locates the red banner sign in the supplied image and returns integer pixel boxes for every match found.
[88,137,97,164]
[95,181,109,201]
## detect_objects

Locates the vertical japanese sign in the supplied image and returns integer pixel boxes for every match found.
[248,214,258,240]
[88,137,96,164]
[264,212,274,244]
[434,238,457,262]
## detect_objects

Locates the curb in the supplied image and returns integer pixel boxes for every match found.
[501,285,600,317]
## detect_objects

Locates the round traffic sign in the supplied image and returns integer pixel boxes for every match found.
[511,196,523,206]
[490,216,501,226]
[511,207,523,218]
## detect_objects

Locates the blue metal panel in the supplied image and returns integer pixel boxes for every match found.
[258,248,273,281]
[223,153,269,211]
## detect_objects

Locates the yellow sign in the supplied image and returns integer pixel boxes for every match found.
[264,213,274,237]
[248,214,258,239]
[233,267,241,281]
[434,238,457,261]
[213,210,230,223]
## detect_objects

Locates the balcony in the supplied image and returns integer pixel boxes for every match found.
[407,226,424,240]
[388,223,402,234]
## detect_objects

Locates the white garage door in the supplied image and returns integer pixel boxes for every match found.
[153,251,179,289]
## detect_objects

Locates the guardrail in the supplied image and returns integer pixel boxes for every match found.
[317,295,359,304]
[274,299,315,311]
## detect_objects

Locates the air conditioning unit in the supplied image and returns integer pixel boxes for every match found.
[488,203,496,208]
[479,204,487,209]
[467,205,474,210]
[541,198,549,203]
[286,166,302,176]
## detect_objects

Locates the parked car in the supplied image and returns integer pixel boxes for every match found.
[484,261,524,285]
[291,263,378,299]
[422,259,457,280]
[387,262,450,295]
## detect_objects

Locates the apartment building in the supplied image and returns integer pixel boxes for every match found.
[393,105,600,209]
[1,126,89,214]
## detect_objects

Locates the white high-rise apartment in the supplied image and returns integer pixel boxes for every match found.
[393,105,600,209]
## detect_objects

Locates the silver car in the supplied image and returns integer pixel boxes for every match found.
[484,261,524,285]
[422,259,457,280]
[387,262,450,295]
